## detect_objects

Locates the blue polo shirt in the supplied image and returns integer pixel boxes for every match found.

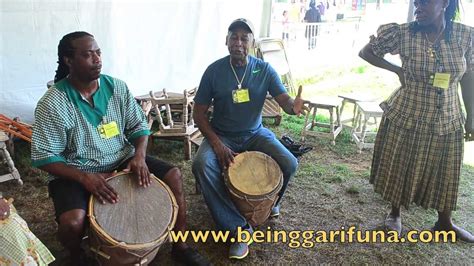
[195,55,286,136]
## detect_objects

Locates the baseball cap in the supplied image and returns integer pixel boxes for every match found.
[228,18,255,34]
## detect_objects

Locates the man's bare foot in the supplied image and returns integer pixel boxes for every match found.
[384,213,401,235]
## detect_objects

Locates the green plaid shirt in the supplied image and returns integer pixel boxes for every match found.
[371,22,473,135]
[0,203,55,265]
[31,74,150,178]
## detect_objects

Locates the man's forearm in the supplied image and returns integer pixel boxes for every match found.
[39,163,87,184]
[195,114,221,147]
[281,98,296,115]
[274,93,296,115]
[193,105,222,149]
[132,135,148,158]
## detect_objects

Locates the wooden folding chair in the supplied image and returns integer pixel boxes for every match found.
[0,131,22,185]
[255,38,296,126]
[148,88,201,161]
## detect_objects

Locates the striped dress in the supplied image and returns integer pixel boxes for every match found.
[369,22,473,212]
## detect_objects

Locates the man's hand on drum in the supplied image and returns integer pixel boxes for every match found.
[124,155,151,187]
[81,172,118,204]
[212,141,238,171]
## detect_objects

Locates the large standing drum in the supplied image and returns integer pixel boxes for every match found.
[88,172,178,266]
[225,151,283,227]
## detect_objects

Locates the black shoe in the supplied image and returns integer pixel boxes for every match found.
[172,247,211,266]
[280,135,313,158]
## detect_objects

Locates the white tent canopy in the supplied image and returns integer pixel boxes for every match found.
[1,0,269,123]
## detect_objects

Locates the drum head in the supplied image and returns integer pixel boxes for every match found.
[228,151,282,196]
[92,173,174,244]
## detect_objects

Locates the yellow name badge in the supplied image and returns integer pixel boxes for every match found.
[232,88,250,104]
[98,121,120,139]
[433,73,451,89]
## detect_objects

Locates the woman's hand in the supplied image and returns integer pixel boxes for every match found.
[396,67,405,87]
[465,119,473,141]
[0,198,10,220]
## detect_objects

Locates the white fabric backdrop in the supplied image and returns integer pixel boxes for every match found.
[0,0,266,122]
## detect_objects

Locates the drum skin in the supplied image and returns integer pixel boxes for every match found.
[225,151,283,227]
[88,172,178,266]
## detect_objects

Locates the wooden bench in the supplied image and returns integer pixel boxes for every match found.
[301,97,342,145]
[351,101,383,153]
[338,93,379,130]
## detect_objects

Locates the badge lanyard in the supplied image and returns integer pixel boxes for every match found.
[425,32,450,90]
[229,57,248,89]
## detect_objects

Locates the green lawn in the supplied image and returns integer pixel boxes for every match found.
[2,63,472,265]
[293,63,474,166]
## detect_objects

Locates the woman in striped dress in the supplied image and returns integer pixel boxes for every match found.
[359,0,473,242]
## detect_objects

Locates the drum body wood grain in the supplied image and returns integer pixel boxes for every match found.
[88,172,178,265]
[225,151,283,226]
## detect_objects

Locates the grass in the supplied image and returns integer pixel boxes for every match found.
[293,63,400,101]
[3,116,473,265]
[1,64,473,265]
[346,185,361,194]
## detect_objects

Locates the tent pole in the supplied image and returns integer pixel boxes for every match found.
[407,0,414,22]
[260,0,272,38]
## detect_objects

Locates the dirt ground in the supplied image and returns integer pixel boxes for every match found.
[1,128,473,265]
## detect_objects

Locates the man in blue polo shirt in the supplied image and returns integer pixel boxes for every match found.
[31,32,209,266]
[192,18,308,259]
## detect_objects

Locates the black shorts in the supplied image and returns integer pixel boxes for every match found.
[48,156,175,222]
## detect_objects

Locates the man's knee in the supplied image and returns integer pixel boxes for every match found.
[58,209,86,234]
[163,167,184,194]
[192,154,218,176]
[282,155,298,178]
[192,155,205,174]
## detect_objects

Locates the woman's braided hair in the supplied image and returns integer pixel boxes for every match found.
[443,0,459,41]
[409,0,460,41]
[54,31,93,83]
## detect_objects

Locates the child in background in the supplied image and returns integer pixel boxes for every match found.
[282,10,290,43]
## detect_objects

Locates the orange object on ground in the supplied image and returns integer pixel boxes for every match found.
[0,114,33,142]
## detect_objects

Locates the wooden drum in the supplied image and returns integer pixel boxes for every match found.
[88,172,178,265]
[225,151,283,227]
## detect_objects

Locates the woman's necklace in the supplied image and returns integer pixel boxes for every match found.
[424,28,445,58]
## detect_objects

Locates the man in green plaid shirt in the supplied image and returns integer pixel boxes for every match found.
[31,32,209,266]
